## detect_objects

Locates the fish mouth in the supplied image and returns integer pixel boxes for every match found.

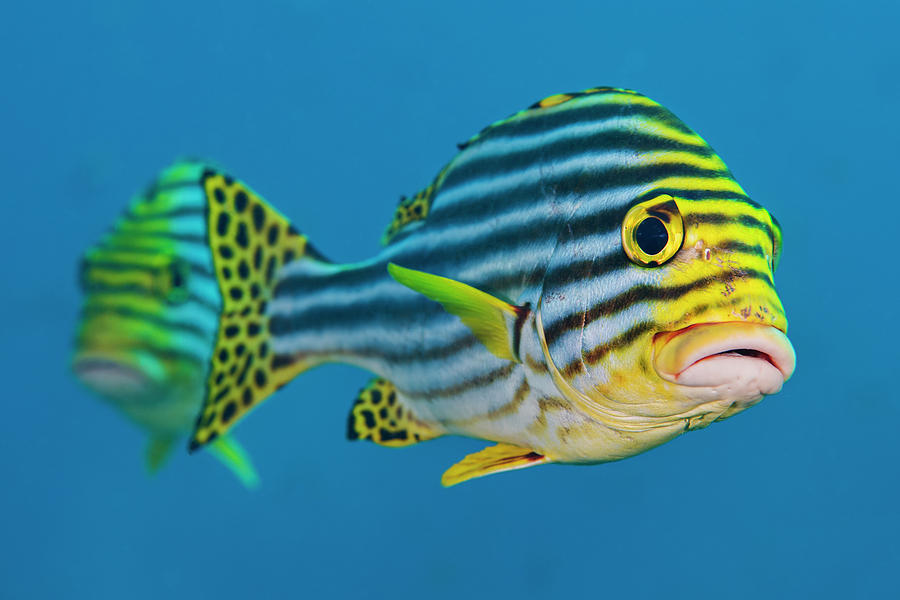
[652,322,795,394]
[72,353,154,401]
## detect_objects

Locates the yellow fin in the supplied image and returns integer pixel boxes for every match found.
[381,164,451,245]
[387,263,526,362]
[208,434,260,490]
[189,169,325,452]
[347,377,442,447]
[145,436,175,474]
[441,442,550,487]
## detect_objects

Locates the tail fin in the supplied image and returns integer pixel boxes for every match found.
[188,166,327,451]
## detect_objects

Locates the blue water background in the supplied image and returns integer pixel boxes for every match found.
[2,1,897,598]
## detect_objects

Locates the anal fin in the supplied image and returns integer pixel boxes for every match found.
[146,436,175,474]
[208,434,260,489]
[442,442,550,487]
[347,378,441,447]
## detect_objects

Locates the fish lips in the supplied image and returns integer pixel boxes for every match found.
[652,322,796,398]
[72,352,157,402]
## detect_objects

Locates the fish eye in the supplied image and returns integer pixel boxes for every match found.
[621,195,684,267]
[160,259,190,304]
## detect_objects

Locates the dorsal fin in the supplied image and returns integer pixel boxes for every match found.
[346,378,442,447]
[381,164,450,245]
[188,169,324,451]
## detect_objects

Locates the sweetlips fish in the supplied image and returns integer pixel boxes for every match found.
[104,86,796,486]
[72,166,260,488]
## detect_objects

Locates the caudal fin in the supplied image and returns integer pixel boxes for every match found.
[187,166,327,451]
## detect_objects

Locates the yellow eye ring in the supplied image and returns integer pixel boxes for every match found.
[621,195,685,267]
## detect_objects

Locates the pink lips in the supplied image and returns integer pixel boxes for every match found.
[652,322,795,394]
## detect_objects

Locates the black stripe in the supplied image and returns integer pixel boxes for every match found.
[112,230,208,244]
[140,179,203,199]
[563,320,656,376]
[75,332,208,369]
[460,97,694,151]
[718,240,767,258]
[123,206,206,223]
[686,212,773,235]
[544,268,774,346]
[402,362,517,400]
[429,162,744,231]
[79,303,216,341]
[275,327,482,365]
[80,283,220,313]
[444,128,716,194]
[85,257,216,280]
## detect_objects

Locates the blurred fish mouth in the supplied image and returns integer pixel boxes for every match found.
[72,353,153,400]
[652,322,795,395]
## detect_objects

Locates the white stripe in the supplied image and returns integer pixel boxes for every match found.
[430,149,641,218]
[451,113,701,175]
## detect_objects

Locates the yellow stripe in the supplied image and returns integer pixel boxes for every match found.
[653,176,747,195]
[634,150,728,171]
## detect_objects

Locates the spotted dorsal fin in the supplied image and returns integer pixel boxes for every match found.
[442,443,550,487]
[387,263,528,362]
[188,169,325,452]
[346,378,442,447]
[381,165,450,245]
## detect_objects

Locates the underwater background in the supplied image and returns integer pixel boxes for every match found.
[2,1,897,598]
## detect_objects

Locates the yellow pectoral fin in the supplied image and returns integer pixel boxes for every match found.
[208,435,261,490]
[441,443,550,487]
[387,263,526,362]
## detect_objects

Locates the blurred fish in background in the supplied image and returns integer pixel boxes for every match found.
[71,162,259,488]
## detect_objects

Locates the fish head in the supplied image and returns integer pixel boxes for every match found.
[620,192,793,422]
[535,93,794,441]
[72,163,221,432]
[539,188,793,433]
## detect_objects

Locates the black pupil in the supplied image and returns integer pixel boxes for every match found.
[634,217,668,256]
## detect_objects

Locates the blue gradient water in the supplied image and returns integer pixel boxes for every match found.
[2,1,897,598]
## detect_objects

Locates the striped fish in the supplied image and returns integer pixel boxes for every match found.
[102,87,796,487]
[72,163,259,488]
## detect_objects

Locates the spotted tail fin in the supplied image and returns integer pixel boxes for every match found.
[188,167,327,452]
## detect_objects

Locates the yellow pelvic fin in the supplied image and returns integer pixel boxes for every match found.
[189,170,325,452]
[145,436,175,474]
[347,378,441,447]
[442,443,550,487]
[387,263,526,362]
[208,434,260,490]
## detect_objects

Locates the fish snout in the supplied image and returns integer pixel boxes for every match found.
[652,322,795,396]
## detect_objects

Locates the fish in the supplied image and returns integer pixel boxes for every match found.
[108,86,796,487]
[72,162,260,488]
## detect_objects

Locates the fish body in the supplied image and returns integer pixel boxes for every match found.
[92,87,795,486]
[72,163,259,487]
